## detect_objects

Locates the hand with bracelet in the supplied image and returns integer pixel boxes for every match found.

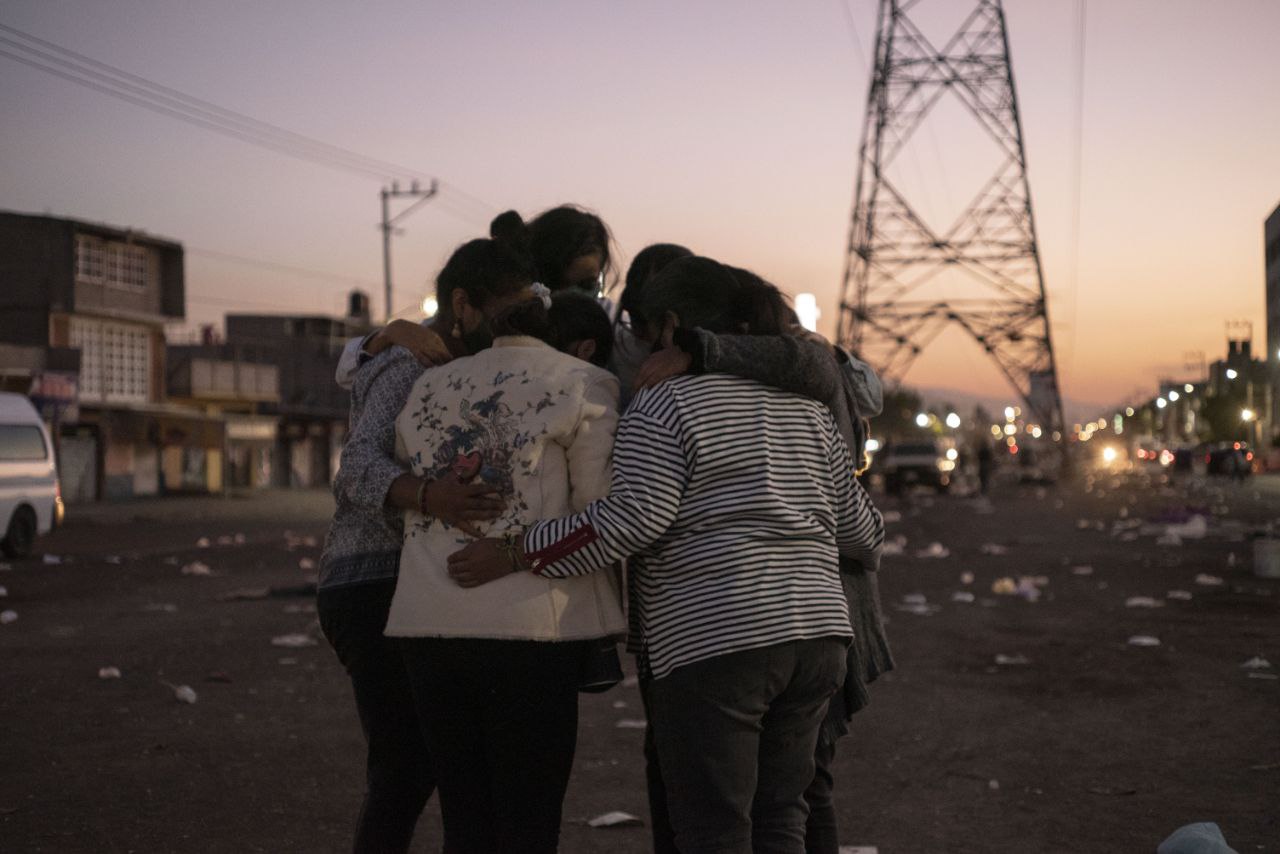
[389,473,506,538]
[447,531,528,588]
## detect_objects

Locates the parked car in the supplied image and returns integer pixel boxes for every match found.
[1205,444,1252,478]
[0,393,63,557]
[876,439,955,495]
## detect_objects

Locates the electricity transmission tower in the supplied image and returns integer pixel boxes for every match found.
[837,0,1066,439]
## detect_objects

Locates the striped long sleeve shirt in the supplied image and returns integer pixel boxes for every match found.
[523,374,885,679]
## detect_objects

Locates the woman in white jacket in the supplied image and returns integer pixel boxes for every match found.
[387,241,625,853]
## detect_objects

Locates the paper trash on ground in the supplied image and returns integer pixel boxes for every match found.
[1124,596,1163,609]
[615,719,648,729]
[270,633,318,648]
[181,561,213,576]
[98,666,122,679]
[1127,635,1162,647]
[587,812,644,828]
[1239,656,1272,670]
[915,542,950,559]
[1194,574,1225,587]
[1,610,17,624]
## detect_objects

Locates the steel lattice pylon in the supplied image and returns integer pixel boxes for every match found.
[837,0,1066,438]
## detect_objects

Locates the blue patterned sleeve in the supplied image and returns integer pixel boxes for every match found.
[332,348,423,510]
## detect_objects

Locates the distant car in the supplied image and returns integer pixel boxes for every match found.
[0,393,63,558]
[877,439,954,495]
[1205,445,1252,477]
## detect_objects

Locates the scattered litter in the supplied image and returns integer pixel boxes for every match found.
[163,556,180,566]
[991,577,1016,595]
[1156,533,1183,547]
[987,779,1000,791]
[205,671,233,683]
[143,602,178,613]
[1194,574,1224,587]
[894,595,940,616]
[1086,784,1137,796]
[297,557,316,571]
[181,561,212,576]
[902,593,928,605]
[952,591,975,603]
[838,848,879,854]
[301,536,317,548]
[217,587,269,601]
[1124,596,1163,609]
[0,610,17,624]
[1166,590,1192,601]
[960,571,974,585]
[0,562,10,571]
[216,535,234,546]
[1071,565,1094,576]
[1227,552,1238,568]
[1164,515,1208,540]
[881,535,907,556]
[282,603,315,614]
[196,537,211,548]
[979,543,1008,555]
[0,585,6,597]
[233,533,246,545]
[914,542,950,559]
[98,666,121,679]
[277,657,298,666]
[270,633,317,648]
[881,510,902,524]
[1248,673,1278,680]
[171,684,198,704]
[105,555,123,565]
[1240,656,1272,670]
[1127,635,1161,647]
[615,719,648,729]
[1156,822,1235,854]
[994,654,1029,665]
[611,700,628,709]
[42,554,63,565]
[587,811,643,828]
[1076,519,1091,530]
[621,675,639,688]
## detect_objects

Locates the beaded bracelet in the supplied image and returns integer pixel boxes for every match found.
[497,531,526,574]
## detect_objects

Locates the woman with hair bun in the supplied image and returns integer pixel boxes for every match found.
[318,214,544,853]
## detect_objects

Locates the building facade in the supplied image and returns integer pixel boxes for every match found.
[1266,202,1280,447]
[0,211,222,500]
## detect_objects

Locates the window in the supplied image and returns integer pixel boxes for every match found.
[70,317,151,404]
[75,235,104,282]
[75,233,151,291]
[0,425,48,461]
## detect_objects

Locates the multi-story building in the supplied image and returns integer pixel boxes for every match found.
[222,292,374,488]
[0,211,222,500]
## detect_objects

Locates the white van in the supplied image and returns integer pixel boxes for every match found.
[0,392,63,558]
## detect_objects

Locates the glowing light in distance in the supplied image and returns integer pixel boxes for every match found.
[1125,407,1134,417]
[1168,391,1179,402]
[990,425,1002,438]
[1226,368,1238,379]
[1241,408,1255,422]
[421,296,439,316]
[945,412,961,429]
[794,293,821,332]
[865,438,880,453]
[1029,426,1042,439]
[946,448,959,461]
[915,413,930,428]
[1003,424,1016,436]
[1156,398,1167,409]
[1102,447,1118,463]
[1003,406,1015,420]
[1184,384,1194,393]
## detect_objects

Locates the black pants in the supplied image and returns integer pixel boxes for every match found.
[648,638,847,854]
[318,581,435,854]
[802,728,840,854]
[400,637,587,854]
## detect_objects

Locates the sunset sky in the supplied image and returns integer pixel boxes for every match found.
[2,0,1277,412]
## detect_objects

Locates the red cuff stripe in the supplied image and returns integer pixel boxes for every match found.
[527,524,600,575]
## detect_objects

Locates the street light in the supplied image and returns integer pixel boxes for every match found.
[421,296,439,317]
[915,413,930,428]
[945,412,961,429]
[1168,391,1180,402]
[1184,384,1194,393]
[1156,398,1167,409]
[1241,408,1255,422]
[1226,368,1238,380]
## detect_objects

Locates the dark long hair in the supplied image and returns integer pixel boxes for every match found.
[528,205,613,292]
[434,211,536,323]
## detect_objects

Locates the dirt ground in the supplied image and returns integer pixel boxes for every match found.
[1,471,1277,853]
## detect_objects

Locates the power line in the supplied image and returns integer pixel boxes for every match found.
[0,22,495,223]
[186,246,379,290]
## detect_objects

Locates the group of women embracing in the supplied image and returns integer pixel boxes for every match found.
[317,203,893,854]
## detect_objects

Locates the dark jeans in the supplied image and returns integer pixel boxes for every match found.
[648,638,847,854]
[317,581,435,854]
[400,637,587,854]
[802,727,840,854]
[639,675,679,854]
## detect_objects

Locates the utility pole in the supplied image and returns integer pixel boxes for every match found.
[380,179,439,322]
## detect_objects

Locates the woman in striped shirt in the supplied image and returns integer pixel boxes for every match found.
[450,256,885,853]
